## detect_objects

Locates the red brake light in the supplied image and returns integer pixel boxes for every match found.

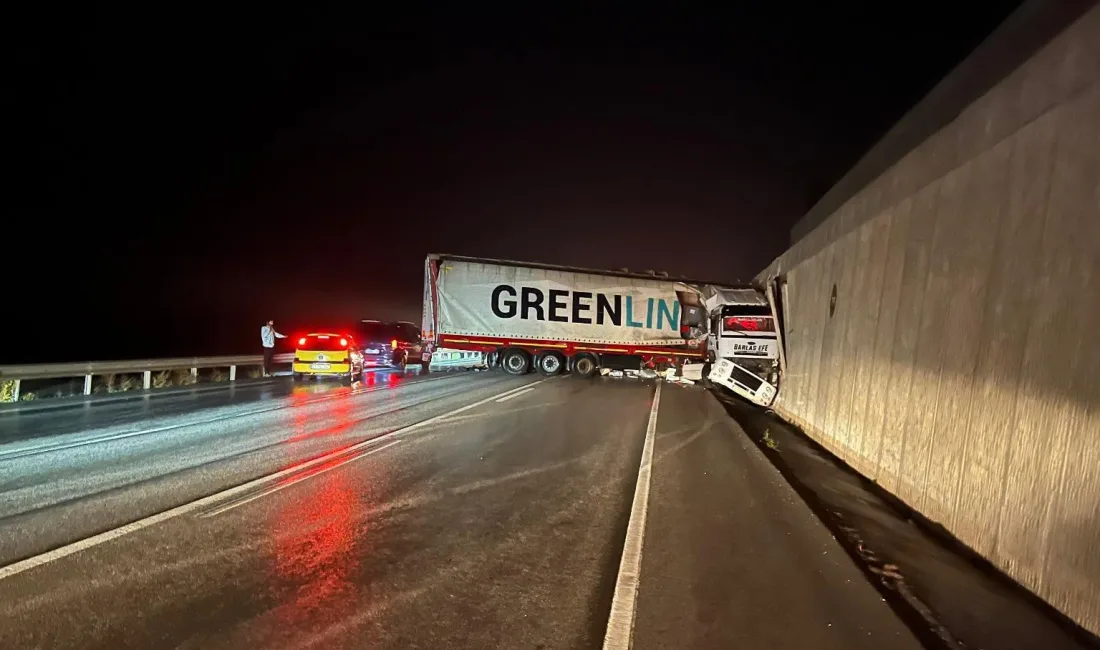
[298,337,307,346]
[391,339,398,350]
[340,338,348,347]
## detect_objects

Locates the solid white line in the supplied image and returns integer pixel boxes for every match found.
[0,372,465,460]
[602,382,662,650]
[494,386,536,403]
[0,378,544,582]
[198,440,403,518]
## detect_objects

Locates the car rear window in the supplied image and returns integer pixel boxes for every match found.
[299,335,350,351]
[358,321,420,342]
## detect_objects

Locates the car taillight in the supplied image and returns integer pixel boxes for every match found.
[391,339,398,350]
[298,337,307,346]
[340,338,348,347]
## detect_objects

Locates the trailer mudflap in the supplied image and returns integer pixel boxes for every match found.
[708,358,776,407]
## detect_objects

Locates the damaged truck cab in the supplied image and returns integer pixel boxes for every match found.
[702,287,781,407]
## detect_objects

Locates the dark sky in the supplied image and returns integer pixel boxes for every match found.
[8,2,1021,362]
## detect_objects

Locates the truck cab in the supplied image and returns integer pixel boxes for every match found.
[704,294,780,407]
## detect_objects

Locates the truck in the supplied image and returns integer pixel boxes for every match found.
[701,286,780,407]
[421,254,721,377]
[421,254,781,407]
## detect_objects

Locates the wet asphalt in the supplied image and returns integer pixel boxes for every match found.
[0,370,921,649]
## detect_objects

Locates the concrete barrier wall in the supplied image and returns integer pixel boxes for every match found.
[757,5,1100,633]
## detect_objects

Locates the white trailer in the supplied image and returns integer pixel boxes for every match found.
[421,254,716,377]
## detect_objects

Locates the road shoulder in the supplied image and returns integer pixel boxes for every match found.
[631,385,922,650]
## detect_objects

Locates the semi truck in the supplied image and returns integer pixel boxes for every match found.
[421,254,779,406]
[421,254,719,377]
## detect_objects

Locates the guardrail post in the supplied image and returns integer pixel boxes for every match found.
[11,379,20,402]
[143,370,152,390]
[83,374,93,395]
[229,365,237,381]
[191,367,198,381]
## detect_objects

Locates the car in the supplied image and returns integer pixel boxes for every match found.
[356,320,429,370]
[292,332,364,382]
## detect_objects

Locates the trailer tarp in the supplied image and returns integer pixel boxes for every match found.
[435,258,699,346]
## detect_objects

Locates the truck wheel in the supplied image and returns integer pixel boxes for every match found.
[571,354,598,378]
[502,349,530,375]
[535,351,564,376]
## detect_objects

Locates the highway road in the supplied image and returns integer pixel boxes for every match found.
[0,368,922,649]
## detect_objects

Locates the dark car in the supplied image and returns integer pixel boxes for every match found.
[356,320,428,369]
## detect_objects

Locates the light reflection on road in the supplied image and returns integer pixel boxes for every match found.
[269,393,366,635]
[261,363,430,635]
[271,468,361,630]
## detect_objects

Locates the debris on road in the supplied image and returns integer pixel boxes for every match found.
[680,363,705,382]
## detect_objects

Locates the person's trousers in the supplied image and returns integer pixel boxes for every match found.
[263,347,274,375]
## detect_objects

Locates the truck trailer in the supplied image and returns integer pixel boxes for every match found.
[421,254,724,377]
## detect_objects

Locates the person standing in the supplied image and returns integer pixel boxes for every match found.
[260,320,286,377]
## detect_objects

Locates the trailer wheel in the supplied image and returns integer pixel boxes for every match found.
[535,351,564,376]
[502,349,530,375]
[570,353,598,378]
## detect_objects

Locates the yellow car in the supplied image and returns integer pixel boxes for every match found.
[292,332,364,382]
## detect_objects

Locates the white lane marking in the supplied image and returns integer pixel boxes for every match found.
[0,378,544,581]
[0,372,466,460]
[494,386,536,403]
[602,382,662,650]
[198,440,403,518]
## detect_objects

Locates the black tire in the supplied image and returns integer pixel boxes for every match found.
[571,354,598,378]
[501,348,530,375]
[535,351,565,376]
[393,350,408,369]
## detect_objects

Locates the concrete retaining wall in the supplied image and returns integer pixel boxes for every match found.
[757,4,1100,633]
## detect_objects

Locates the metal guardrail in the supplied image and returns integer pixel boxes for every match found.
[0,353,295,402]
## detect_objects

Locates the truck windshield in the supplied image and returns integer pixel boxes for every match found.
[723,316,774,333]
[720,304,774,333]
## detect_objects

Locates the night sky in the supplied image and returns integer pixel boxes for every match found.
[8,3,1021,363]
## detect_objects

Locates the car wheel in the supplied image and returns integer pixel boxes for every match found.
[502,348,530,375]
